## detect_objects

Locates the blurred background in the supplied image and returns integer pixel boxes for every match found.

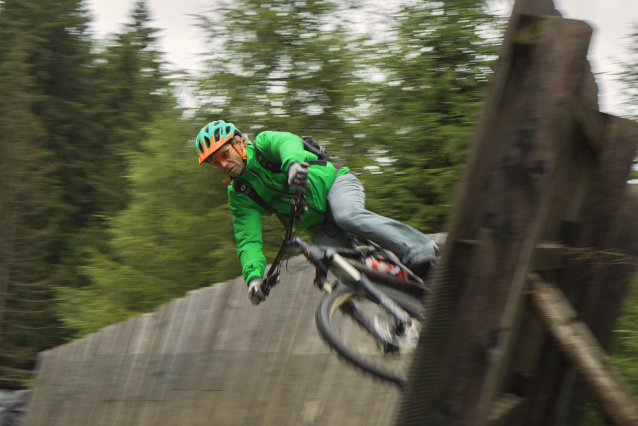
[1,1,637,414]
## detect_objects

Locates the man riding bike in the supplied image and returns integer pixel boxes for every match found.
[195,120,438,305]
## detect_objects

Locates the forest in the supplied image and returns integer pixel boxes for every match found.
[0,0,637,413]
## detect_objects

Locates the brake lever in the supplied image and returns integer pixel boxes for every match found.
[262,273,280,295]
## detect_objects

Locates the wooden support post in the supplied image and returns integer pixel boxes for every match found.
[435,15,592,425]
[521,120,638,426]
[486,393,526,426]
[396,0,638,424]
[531,280,638,425]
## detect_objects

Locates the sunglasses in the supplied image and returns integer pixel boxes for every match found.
[205,144,233,168]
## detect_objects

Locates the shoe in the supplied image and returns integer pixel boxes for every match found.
[406,253,438,280]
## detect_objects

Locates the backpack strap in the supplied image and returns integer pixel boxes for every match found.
[251,140,282,173]
[232,179,288,228]
[251,139,338,172]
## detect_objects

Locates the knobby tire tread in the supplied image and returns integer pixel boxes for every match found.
[315,285,423,387]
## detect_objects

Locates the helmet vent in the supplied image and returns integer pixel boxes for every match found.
[204,126,209,134]
[204,136,211,148]
[214,129,220,142]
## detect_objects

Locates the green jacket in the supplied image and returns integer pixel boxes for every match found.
[228,131,349,284]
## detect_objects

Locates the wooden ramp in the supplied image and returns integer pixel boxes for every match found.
[23,256,401,426]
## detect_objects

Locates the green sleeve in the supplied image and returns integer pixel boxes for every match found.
[256,131,308,172]
[228,187,267,285]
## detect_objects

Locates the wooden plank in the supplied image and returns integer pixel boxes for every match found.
[144,296,193,425]
[113,312,156,425]
[97,318,137,426]
[397,10,593,418]
[42,343,75,426]
[23,257,406,426]
[457,240,566,270]
[68,331,103,426]
[487,393,526,426]
[261,261,326,426]
[190,282,235,385]
[55,336,91,426]
[135,299,182,426]
[531,280,638,425]
[565,184,638,423]
[22,349,60,426]
[522,120,638,424]
[174,287,217,391]
[416,15,593,425]
[162,289,210,426]
[199,278,254,394]
[174,285,230,425]
[81,323,121,426]
[126,301,175,426]
[573,102,607,153]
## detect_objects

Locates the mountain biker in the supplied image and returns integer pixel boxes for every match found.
[195,120,438,305]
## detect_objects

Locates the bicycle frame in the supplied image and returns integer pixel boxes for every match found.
[260,189,420,331]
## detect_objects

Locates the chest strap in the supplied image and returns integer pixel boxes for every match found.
[251,140,343,173]
[232,179,289,228]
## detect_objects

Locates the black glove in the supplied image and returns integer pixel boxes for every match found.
[287,162,309,194]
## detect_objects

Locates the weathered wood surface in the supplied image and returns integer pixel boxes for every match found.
[396,0,638,424]
[531,280,638,426]
[23,256,401,426]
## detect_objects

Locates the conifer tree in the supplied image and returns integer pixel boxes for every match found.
[0,20,61,388]
[196,0,361,157]
[56,112,243,335]
[94,1,171,163]
[358,0,500,233]
[0,0,172,383]
[55,0,366,334]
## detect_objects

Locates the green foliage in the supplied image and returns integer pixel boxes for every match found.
[581,276,638,426]
[55,0,503,334]
[0,0,86,388]
[56,113,237,335]
[621,24,638,121]
[0,0,174,385]
[621,25,638,182]
[357,1,501,232]
[610,280,638,394]
[195,0,362,157]
[0,0,507,378]
[55,110,286,335]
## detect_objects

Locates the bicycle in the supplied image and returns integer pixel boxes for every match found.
[260,191,434,387]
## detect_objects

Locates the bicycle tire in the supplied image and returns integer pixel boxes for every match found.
[315,284,424,387]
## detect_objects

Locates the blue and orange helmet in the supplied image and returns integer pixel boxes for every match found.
[195,120,243,165]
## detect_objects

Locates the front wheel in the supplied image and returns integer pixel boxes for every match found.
[315,285,424,387]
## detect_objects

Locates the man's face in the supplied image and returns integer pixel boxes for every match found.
[206,137,244,178]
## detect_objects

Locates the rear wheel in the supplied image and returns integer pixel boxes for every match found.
[315,284,424,387]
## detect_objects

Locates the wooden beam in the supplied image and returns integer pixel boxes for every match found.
[531,280,638,426]
[572,100,607,153]
[487,393,526,426]
[457,240,566,271]
[524,119,638,425]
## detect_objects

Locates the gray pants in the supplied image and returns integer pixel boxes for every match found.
[309,173,437,265]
